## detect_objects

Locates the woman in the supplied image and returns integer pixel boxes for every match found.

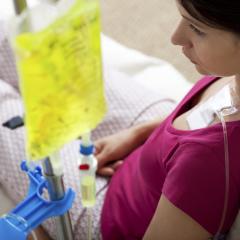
[95,0,240,239]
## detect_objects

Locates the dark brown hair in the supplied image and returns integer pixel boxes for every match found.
[180,0,240,34]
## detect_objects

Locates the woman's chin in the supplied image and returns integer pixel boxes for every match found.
[194,64,210,75]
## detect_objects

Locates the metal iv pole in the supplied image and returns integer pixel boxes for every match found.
[43,157,74,240]
[13,0,27,15]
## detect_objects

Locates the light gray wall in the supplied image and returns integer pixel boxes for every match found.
[100,0,201,82]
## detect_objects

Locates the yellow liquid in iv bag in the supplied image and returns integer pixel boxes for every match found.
[14,0,106,160]
[81,175,96,207]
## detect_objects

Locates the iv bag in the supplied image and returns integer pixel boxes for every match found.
[12,0,106,159]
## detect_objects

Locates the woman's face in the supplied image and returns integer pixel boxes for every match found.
[172,1,240,77]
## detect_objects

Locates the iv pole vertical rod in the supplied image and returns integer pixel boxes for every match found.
[12,0,30,34]
[43,157,74,240]
[13,0,27,15]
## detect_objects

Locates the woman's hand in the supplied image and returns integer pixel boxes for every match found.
[94,117,164,177]
[94,128,141,177]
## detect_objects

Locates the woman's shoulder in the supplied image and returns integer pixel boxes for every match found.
[172,76,236,131]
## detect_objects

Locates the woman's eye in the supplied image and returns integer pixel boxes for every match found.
[189,24,205,36]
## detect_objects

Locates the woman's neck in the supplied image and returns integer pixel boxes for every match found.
[230,74,240,108]
[233,74,240,92]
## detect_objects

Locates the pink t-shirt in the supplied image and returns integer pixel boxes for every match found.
[101,76,240,239]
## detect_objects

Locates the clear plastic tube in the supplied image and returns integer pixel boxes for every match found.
[87,207,93,240]
[29,230,38,240]
[213,109,230,240]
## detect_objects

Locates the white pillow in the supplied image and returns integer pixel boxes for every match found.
[101,34,193,102]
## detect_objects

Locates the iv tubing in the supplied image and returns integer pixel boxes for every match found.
[87,208,93,240]
[30,230,38,240]
[213,110,230,239]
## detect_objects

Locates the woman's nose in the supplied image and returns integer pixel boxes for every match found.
[171,28,181,46]
[171,21,193,48]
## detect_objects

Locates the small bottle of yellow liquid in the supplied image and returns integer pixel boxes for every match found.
[78,134,97,208]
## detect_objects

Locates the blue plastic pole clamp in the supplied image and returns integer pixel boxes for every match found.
[0,160,75,240]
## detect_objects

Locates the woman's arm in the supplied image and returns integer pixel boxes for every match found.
[95,117,165,177]
[143,195,212,240]
[132,117,166,144]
